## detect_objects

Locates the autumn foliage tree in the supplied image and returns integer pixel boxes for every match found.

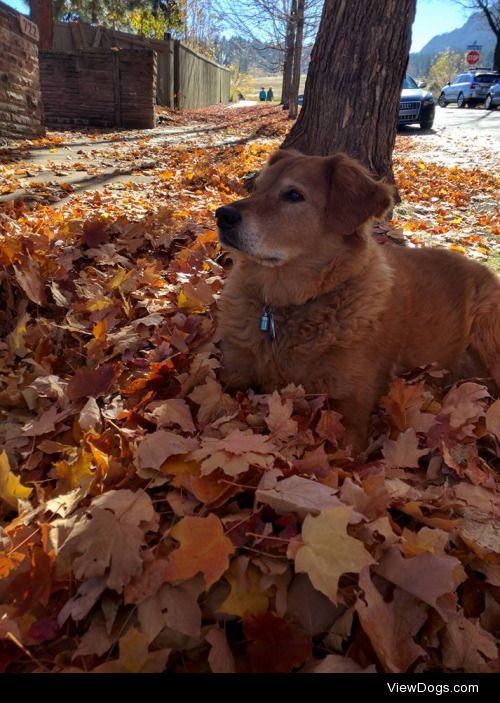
[283,0,417,183]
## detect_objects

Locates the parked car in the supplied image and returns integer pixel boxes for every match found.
[399,74,435,130]
[297,94,304,105]
[438,69,499,108]
[485,79,500,109]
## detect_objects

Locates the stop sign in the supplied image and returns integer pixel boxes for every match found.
[466,50,480,65]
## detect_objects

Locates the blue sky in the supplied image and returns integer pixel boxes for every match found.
[4,0,471,53]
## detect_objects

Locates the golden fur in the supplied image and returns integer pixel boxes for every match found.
[216,149,500,451]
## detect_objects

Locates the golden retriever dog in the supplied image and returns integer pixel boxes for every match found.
[215,149,500,452]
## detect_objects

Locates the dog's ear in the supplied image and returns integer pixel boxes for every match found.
[325,153,394,235]
[268,148,302,166]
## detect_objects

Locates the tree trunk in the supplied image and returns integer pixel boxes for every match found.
[281,0,297,109]
[30,0,53,51]
[288,0,305,119]
[282,0,416,183]
[494,36,500,73]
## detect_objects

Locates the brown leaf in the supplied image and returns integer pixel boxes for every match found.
[441,615,497,673]
[67,364,116,401]
[357,568,427,672]
[382,428,429,468]
[136,430,198,471]
[14,258,45,305]
[265,391,298,440]
[149,399,196,433]
[376,547,466,619]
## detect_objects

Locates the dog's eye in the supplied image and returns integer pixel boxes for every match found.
[283,189,304,203]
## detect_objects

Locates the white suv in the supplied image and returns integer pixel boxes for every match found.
[438,69,499,108]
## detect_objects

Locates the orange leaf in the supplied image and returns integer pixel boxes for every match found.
[163,514,235,588]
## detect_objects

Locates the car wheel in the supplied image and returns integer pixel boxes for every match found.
[457,93,465,108]
[485,94,494,110]
[419,120,433,130]
[438,93,447,107]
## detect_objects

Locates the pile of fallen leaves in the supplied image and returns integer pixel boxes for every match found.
[0,107,500,673]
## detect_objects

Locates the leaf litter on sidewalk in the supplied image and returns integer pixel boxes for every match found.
[0,105,499,672]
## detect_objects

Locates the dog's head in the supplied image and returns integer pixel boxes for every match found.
[215,149,394,267]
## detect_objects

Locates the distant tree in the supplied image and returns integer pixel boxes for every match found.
[454,1,500,71]
[282,0,416,185]
[428,49,464,93]
[288,0,304,118]
[213,0,322,91]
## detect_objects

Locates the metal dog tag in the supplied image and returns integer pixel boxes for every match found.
[260,309,270,332]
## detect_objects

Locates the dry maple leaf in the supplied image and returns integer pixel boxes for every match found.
[191,429,277,478]
[0,451,32,510]
[67,364,116,401]
[357,567,428,673]
[376,546,466,619]
[218,557,270,617]
[255,474,342,519]
[206,627,235,674]
[149,398,196,433]
[265,391,298,440]
[294,506,375,604]
[136,429,198,471]
[58,489,158,592]
[440,382,489,435]
[243,611,312,673]
[92,627,170,673]
[382,428,429,468]
[78,397,101,431]
[137,578,204,641]
[163,513,235,588]
[188,376,237,425]
[441,615,497,673]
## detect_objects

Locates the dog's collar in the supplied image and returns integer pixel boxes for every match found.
[260,305,276,341]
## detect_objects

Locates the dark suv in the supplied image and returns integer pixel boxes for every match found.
[438,69,499,108]
[399,75,435,130]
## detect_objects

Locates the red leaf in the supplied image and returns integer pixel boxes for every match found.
[243,611,312,673]
[67,364,116,400]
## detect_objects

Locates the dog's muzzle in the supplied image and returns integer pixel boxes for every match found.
[216,206,242,249]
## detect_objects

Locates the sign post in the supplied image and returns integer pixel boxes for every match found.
[466,42,482,66]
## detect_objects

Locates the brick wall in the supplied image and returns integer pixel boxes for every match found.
[39,48,156,129]
[0,1,44,139]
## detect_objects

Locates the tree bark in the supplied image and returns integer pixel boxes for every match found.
[30,0,54,51]
[494,36,500,72]
[281,0,297,109]
[288,0,305,119]
[282,0,416,183]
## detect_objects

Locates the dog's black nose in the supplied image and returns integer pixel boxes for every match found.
[216,206,241,230]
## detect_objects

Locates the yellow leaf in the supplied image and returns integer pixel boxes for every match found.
[108,268,129,290]
[92,319,107,340]
[295,506,375,604]
[219,560,269,617]
[87,299,113,312]
[161,458,199,487]
[55,450,96,490]
[448,245,466,254]
[0,451,32,511]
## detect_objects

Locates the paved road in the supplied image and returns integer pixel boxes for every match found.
[398,104,500,172]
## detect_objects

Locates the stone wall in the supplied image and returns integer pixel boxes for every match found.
[39,48,156,129]
[0,1,44,139]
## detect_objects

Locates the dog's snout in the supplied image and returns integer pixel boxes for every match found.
[216,205,241,230]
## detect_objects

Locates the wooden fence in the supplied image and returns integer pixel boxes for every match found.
[52,21,231,109]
